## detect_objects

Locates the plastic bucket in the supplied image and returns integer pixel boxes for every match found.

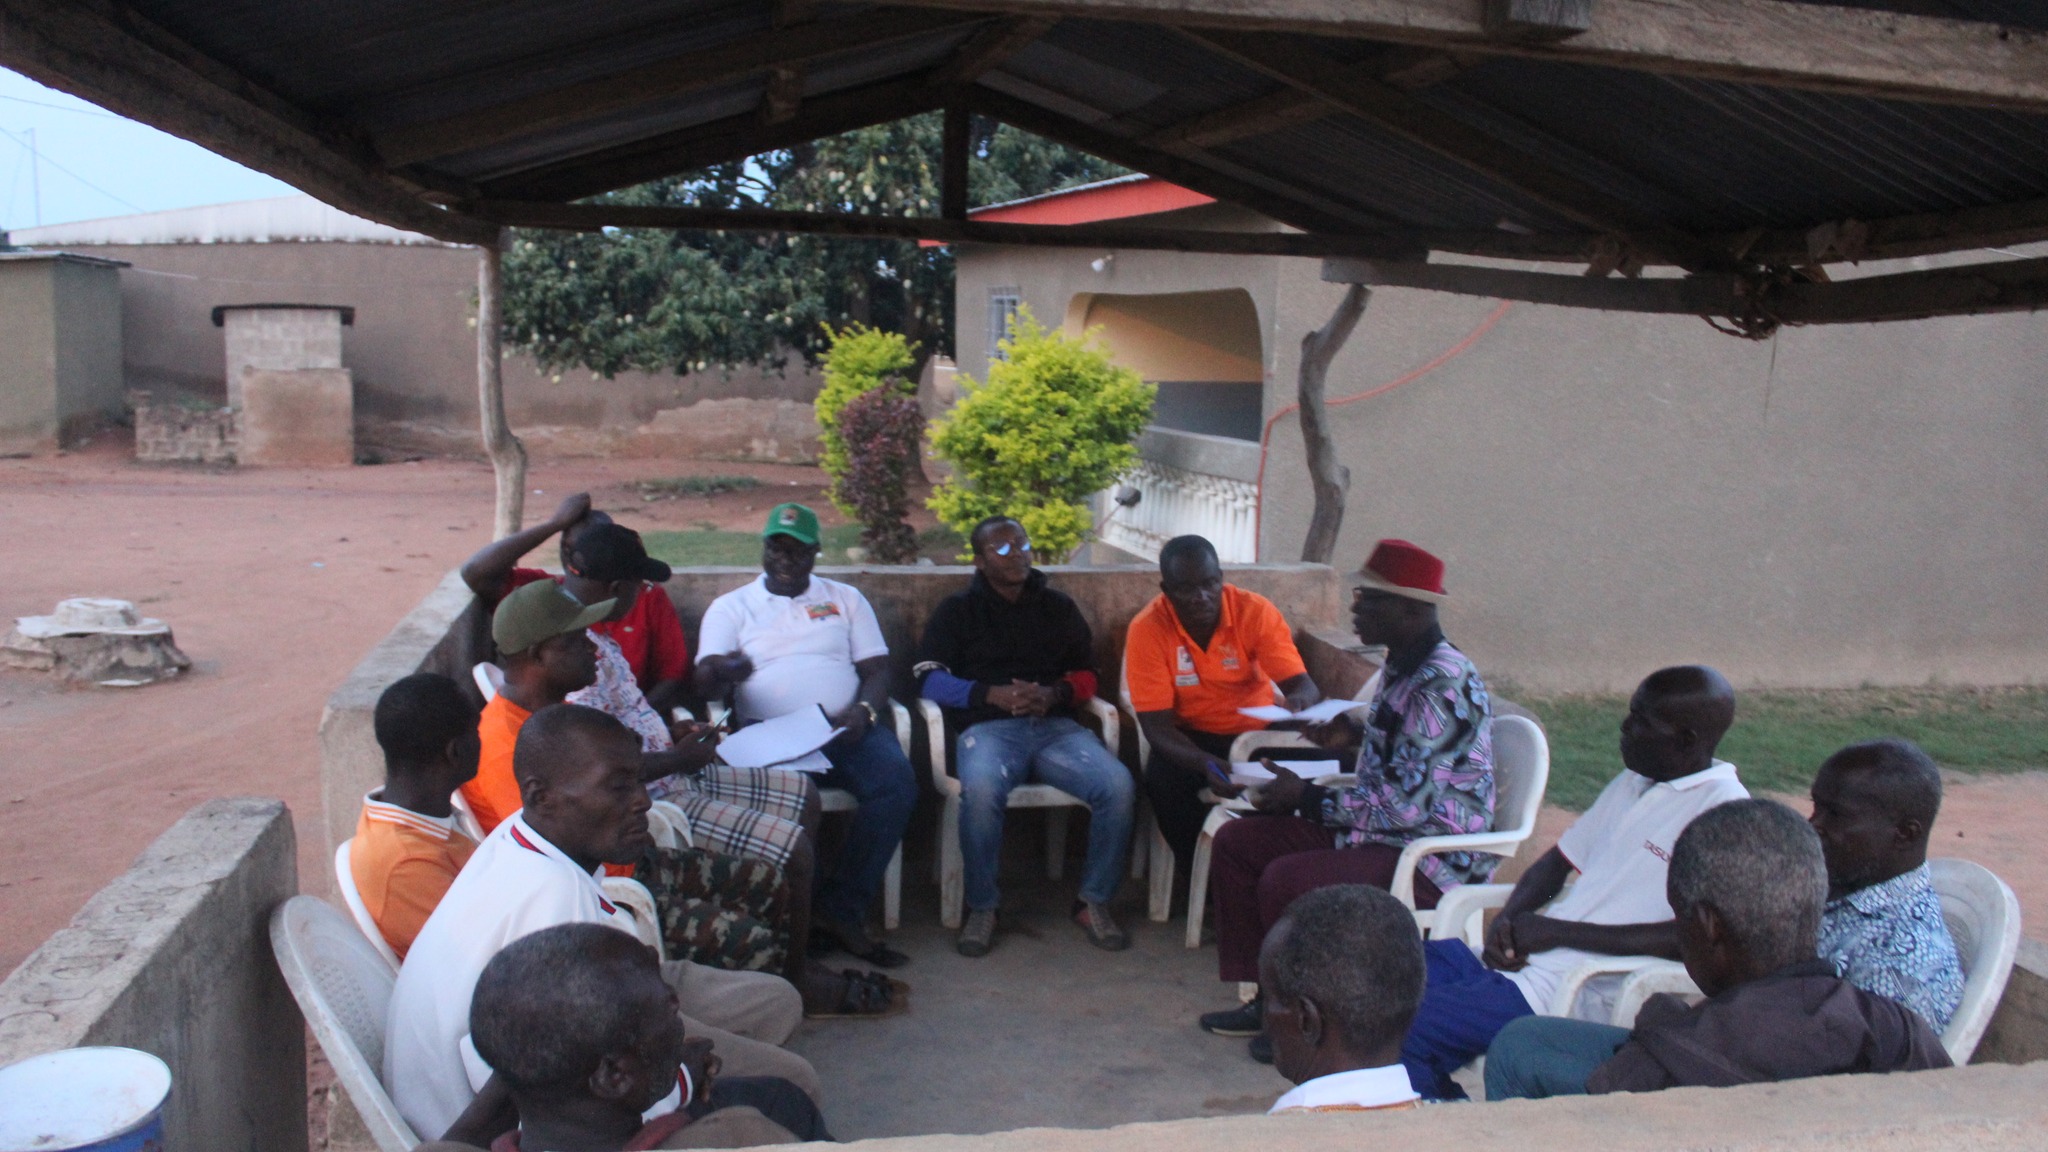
[0,1047,170,1152]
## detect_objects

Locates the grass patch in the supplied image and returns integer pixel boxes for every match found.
[635,474,762,499]
[1522,685,2048,811]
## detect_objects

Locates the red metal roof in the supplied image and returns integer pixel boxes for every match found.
[919,175,1215,246]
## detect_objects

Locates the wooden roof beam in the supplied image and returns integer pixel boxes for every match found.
[899,0,2048,111]
[1138,88,1330,151]
[372,7,984,168]
[0,0,495,245]
[928,15,1059,88]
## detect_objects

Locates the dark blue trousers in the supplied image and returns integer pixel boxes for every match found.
[815,723,917,927]
[1401,938,1536,1100]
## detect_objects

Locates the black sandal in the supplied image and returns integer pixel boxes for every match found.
[811,921,911,969]
[806,969,909,1019]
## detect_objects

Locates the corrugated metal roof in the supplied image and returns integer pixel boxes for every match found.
[6,196,451,247]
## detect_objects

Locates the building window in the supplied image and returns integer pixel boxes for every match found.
[987,288,1021,363]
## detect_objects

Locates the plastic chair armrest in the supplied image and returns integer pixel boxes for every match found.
[1548,955,1672,1019]
[1389,831,1534,907]
[914,697,958,796]
[1079,695,1120,754]
[1611,961,1700,1027]
[889,699,912,750]
[1427,883,1512,949]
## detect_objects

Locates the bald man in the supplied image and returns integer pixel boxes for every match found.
[1395,666,1748,1099]
[385,704,817,1140]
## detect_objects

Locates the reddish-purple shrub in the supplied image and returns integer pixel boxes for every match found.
[834,382,924,564]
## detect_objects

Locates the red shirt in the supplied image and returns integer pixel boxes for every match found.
[499,568,689,690]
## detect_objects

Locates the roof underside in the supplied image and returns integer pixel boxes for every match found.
[8,0,2048,324]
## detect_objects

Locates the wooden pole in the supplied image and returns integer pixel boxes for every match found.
[1298,284,1369,563]
[941,103,970,221]
[476,233,527,539]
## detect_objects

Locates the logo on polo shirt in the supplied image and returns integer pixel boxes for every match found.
[1175,645,1199,686]
[1643,839,1671,863]
[807,602,841,620]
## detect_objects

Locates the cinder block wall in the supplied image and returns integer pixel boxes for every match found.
[0,797,306,1152]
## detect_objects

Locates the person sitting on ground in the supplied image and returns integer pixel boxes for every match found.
[350,672,482,960]
[1810,738,1965,1033]
[1127,534,1321,883]
[463,494,821,885]
[1368,665,1745,1097]
[1198,539,1494,1062]
[1261,886,1425,1114]
[1485,798,1952,1099]
[422,923,828,1152]
[387,704,818,1141]
[694,503,918,970]
[915,515,1137,957]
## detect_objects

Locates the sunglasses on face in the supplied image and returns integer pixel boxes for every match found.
[990,540,1032,557]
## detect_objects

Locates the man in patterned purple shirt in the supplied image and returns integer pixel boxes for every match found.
[1198,539,1494,1062]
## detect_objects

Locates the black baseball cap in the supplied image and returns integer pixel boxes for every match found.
[568,523,672,584]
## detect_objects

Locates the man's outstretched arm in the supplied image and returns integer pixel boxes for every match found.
[459,492,589,598]
[1485,846,1678,968]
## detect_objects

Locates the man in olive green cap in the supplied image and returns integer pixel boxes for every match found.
[696,504,920,985]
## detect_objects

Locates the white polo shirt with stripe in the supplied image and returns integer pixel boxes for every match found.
[1504,760,1749,1019]
[384,811,636,1139]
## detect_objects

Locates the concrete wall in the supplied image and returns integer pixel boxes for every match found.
[0,797,306,1152]
[51,241,822,460]
[964,233,2048,693]
[0,254,124,449]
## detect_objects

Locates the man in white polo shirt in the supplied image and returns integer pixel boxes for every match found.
[385,703,818,1141]
[1394,665,1747,1100]
[695,503,917,973]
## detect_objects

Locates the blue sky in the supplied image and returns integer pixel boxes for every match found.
[0,67,295,232]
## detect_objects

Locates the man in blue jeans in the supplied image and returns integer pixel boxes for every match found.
[696,503,919,976]
[915,515,1136,957]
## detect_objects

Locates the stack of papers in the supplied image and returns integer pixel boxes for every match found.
[717,705,844,771]
[1229,760,1342,786]
[1237,698,1361,724]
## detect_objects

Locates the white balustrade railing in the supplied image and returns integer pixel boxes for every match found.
[1097,457,1260,563]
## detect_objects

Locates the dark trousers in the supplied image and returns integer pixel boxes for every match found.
[816,724,918,927]
[1211,813,1441,983]
[1142,728,1240,876]
[697,1075,833,1141]
[1403,938,1536,1100]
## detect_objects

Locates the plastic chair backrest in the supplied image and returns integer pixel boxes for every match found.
[1929,856,2022,1063]
[600,876,666,960]
[1489,715,1550,838]
[447,789,486,842]
[471,662,503,703]
[333,840,402,970]
[269,895,420,1152]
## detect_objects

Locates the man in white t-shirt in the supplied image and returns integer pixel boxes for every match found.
[385,703,819,1140]
[694,503,918,972]
[1395,665,1746,1100]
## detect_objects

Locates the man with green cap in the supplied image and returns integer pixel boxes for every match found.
[696,504,919,975]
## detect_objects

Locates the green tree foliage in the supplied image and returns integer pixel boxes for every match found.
[815,324,917,509]
[928,309,1155,562]
[501,115,1122,377]
[835,387,926,565]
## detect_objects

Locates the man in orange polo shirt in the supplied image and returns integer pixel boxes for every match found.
[351,672,482,959]
[466,579,619,831]
[1127,534,1322,880]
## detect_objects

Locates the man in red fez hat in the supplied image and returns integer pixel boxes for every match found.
[1197,539,1496,1064]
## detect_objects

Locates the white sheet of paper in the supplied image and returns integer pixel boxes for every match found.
[769,749,833,774]
[1236,698,1360,724]
[717,705,844,769]
[1229,759,1341,786]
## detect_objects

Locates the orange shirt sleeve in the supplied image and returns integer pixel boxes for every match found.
[1244,591,1309,685]
[463,698,527,835]
[1123,601,1180,715]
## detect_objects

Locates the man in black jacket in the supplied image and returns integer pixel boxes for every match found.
[1485,799,1950,1098]
[915,516,1136,958]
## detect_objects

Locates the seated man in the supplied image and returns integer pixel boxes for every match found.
[1810,739,1965,1032]
[1127,534,1320,880]
[387,703,817,1141]
[425,923,827,1151]
[915,515,1136,957]
[1262,886,1425,1114]
[1384,665,1745,1097]
[1486,799,1952,1098]
[351,672,481,959]
[694,504,918,968]
[463,493,819,876]
[1199,539,1494,1059]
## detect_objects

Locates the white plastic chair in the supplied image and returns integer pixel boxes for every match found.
[918,695,1123,929]
[600,875,666,960]
[446,789,485,842]
[270,895,420,1152]
[707,700,910,931]
[1930,856,2022,1063]
[333,839,402,970]
[471,661,503,702]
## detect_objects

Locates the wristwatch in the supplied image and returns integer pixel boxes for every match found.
[858,700,879,727]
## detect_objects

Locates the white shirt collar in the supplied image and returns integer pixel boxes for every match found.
[1269,1065,1418,1113]
[1664,759,1739,792]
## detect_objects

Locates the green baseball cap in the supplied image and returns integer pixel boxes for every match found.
[492,579,614,655]
[762,502,820,547]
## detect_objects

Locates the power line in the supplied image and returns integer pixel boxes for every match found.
[0,127,145,215]
[0,92,123,119]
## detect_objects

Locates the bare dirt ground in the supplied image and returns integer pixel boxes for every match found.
[2,436,2044,985]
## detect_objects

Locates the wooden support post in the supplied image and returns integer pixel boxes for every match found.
[941,104,970,221]
[1299,284,1369,564]
[476,234,527,539]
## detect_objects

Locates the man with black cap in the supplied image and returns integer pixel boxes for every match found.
[696,503,918,976]
[1198,539,1495,1061]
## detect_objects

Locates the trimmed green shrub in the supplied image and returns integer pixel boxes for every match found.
[814,325,918,513]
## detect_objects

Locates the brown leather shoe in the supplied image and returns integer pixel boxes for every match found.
[1073,900,1129,951]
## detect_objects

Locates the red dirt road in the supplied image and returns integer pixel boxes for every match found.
[0,441,840,978]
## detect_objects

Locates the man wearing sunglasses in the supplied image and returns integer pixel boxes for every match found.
[915,516,1136,957]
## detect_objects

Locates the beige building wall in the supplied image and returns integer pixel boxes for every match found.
[961,227,2048,693]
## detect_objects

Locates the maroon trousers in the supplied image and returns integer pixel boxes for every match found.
[1211,813,1442,983]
